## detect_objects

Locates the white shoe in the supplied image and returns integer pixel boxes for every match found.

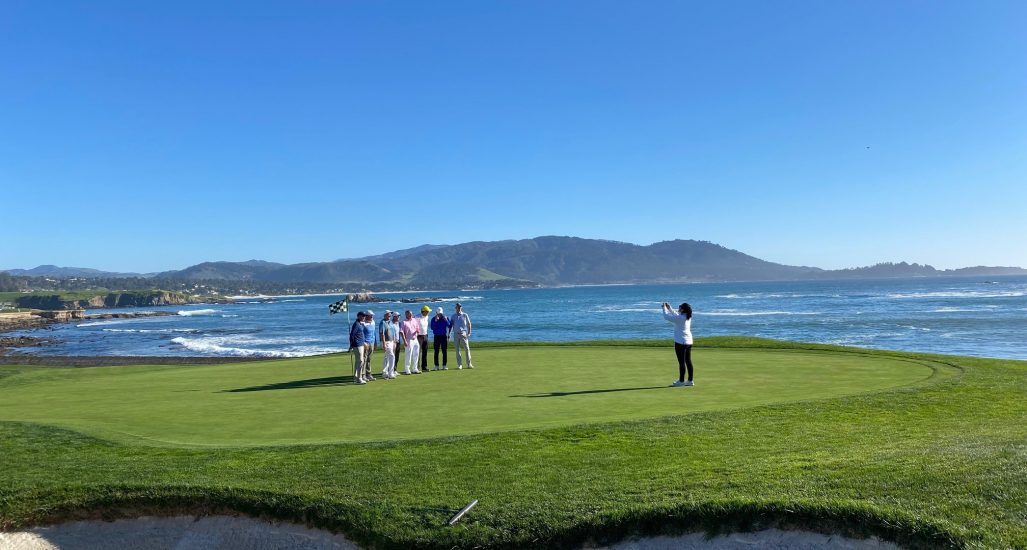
[671,380,685,387]
[467,364,474,369]
[457,366,462,370]
[355,380,366,385]
[433,367,440,371]
[442,366,448,370]
[683,380,694,386]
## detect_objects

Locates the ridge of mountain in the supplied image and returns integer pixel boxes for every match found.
[5,237,1025,287]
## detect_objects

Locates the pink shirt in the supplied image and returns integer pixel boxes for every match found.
[400,318,420,342]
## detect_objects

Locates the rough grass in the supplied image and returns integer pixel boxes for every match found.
[0,338,1024,549]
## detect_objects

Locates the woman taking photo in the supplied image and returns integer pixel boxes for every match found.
[662,302,694,387]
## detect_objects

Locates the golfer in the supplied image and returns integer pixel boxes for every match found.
[662,302,694,387]
[400,310,422,375]
[449,302,474,369]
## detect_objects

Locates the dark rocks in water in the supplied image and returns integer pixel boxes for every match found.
[345,292,458,304]
[395,296,459,304]
[0,336,60,354]
[84,311,177,320]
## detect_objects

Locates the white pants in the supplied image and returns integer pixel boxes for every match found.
[404,338,421,374]
[454,333,472,367]
[381,341,397,377]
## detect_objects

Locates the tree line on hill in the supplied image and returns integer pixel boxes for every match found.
[4,237,1025,295]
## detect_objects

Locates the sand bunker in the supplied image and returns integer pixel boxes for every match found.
[0,516,360,550]
[1,517,904,549]
[598,528,902,549]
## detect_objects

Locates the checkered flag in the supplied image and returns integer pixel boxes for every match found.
[328,299,349,315]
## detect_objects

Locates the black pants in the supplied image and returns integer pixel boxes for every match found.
[418,335,429,370]
[433,335,448,367]
[674,343,693,382]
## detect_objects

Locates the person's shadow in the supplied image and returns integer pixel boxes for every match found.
[223,375,355,393]
[511,386,667,398]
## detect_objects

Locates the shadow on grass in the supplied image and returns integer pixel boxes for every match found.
[511,386,668,398]
[223,375,356,393]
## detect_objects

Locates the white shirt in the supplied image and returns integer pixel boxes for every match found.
[663,310,693,345]
[417,314,429,336]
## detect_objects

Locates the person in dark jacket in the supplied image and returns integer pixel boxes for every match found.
[430,307,451,370]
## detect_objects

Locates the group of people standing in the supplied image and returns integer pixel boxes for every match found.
[348,303,474,384]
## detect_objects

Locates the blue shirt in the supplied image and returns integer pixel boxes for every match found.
[362,321,376,345]
[350,321,365,347]
[380,319,398,342]
[430,315,451,336]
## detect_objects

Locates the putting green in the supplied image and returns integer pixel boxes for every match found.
[0,346,935,447]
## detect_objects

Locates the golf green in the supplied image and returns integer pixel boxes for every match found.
[0,346,936,447]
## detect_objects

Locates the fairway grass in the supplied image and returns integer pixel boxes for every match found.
[1,338,1025,549]
[0,346,936,446]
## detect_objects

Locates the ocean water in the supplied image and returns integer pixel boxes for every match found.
[7,276,1027,360]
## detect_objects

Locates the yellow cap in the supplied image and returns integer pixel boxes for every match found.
[421,305,431,313]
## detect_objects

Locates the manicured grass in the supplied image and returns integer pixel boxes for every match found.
[0,346,935,447]
[0,338,1024,549]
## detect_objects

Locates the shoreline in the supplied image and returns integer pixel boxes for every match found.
[0,355,271,367]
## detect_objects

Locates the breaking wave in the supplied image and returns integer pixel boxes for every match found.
[177,309,220,316]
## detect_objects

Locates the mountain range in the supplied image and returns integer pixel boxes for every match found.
[4,237,1026,288]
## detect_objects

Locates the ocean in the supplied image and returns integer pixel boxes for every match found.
[7,276,1027,360]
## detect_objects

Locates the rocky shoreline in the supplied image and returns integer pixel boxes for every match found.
[0,355,270,366]
[0,310,180,354]
[0,336,60,355]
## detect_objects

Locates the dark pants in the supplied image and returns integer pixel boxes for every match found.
[433,335,448,367]
[674,343,693,382]
[393,340,401,364]
[417,335,428,370]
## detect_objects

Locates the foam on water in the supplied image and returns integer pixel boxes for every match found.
[170,336,341,358]
[888,290,1026,299]
[703,310,821,316]
[177,309,220,316]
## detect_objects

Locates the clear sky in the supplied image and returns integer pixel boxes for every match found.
[3,1,1026,273]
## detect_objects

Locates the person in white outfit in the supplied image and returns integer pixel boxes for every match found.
[662,302,694,387]
[379,310,398,379]
[449,302,474,369]
[400,310,422,375]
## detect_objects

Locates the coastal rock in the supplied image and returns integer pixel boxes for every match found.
[15,291,200,310]
[345,292,460,304]
[84,311,177,320]
[35,309,86,321]
[0,335,59,354]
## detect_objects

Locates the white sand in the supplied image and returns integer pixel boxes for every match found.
[1,518,904,549]
[0,516,361,550]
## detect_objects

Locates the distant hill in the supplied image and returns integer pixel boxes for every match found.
[1,265,151,279]
[8,237,1026,290]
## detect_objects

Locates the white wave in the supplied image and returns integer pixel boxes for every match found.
[595,307,658,313]
[888,290,1026,299]
[221,314,239,318]
[929,307,987,313]
[76,320,130,327]
[170,336,340,358]
[177,309,220,316]
[898,325,932,332]
[279,299,306,302]
[702,310,821,316]
[102,328,199,334]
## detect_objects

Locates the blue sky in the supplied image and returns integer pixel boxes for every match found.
[3,1,1025,272]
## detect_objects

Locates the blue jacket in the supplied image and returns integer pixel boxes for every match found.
[350,321,365,347]
[430,316,451,336]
